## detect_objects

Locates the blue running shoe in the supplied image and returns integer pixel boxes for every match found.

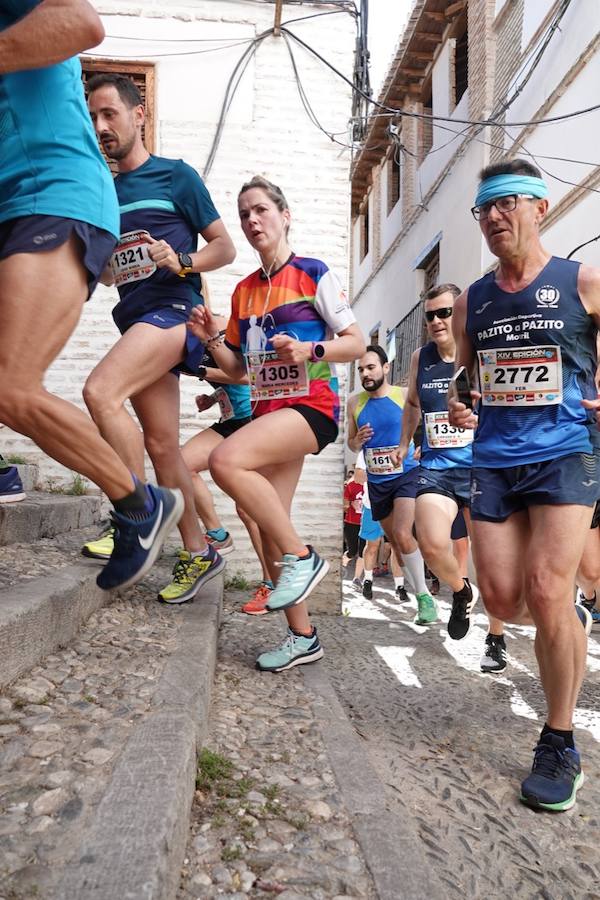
[97,486,184,591]
[256,628,324,672]
[266,547,329,612]
[0,466,26,503]
[520,733,584,811]
[575,602,593,636]
[580,596,600,628]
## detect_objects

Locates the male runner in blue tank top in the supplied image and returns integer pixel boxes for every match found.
[82,75,236,604]
[347,346,436,625]
[0,0,183,592]
[395,284,506,672]
[450,158,600,812]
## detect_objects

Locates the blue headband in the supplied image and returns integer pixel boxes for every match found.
[474,174,548,207]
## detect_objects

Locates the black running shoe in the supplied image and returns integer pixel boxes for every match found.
[395,585,410,604]
[480,634,507,673]
[362,579,373,600]
[448,579,479,641]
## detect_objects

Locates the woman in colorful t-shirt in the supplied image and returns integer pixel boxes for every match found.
[188,175,365,671]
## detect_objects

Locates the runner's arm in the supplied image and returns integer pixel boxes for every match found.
[188,306,246,380]
[272,323,365,365]
[397,349,421,460]
[346,396,373,453]
[448,290,479,428]
[202,366,249,386]
[0,0,104,73]
[578,266,600,424]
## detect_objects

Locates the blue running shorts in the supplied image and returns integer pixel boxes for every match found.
[416,465,471,507]
[471,452,600,522]
[0,215,115,298]
[368,468,419,522]
[359,505,384,541]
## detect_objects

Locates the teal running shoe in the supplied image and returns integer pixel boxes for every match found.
[415,592,438,625]
[256,628,324,672]
[266,547,329,611]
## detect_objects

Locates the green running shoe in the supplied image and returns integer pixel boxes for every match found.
[256,627,324,672]
[266,547,329,611]
[158,545,225,604]
[415,592,438,625]
[81,525,115,560]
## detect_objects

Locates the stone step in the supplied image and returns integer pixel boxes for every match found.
[0,493,103,546]
[0,561,222,900]
[0,561,111,689]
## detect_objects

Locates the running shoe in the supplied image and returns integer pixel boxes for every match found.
[266,547,329,612]
[0,466,26,503]
[395,585,410,604]
[480,634,507,674]
[242,583,272,616]
[415,592,438,625]
[352,576,363,590]
[430,576,440,596]
[373,564,389,578]
[256,627,324,672]
[362,579,373,600]
[81,524,115,560]
[580,598,600,628]
[520,733,584,812]
[96,486,183,591]
[158,544,225,604]
[575,602,593,636]
[448,579,479,640]
[205,531,234,556]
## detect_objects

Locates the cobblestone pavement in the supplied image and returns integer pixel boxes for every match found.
[0,551,185,900]
[0,525,103,590]
[179,588,376,900]
[321,575,600,899]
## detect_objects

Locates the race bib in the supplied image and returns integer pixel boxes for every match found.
[245,351,309,401]
[478,346,562,406]
[110,230,156,287]
[365,446,403,476]
[214,387,234,422]
[424,411,473,449]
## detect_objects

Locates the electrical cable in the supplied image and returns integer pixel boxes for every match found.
[281,24,600,128]
[567,234,600,259]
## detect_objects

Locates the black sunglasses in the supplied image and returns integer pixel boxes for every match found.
[425,307,453,322]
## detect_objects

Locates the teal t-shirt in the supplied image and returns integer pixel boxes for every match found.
[0,0,119,237]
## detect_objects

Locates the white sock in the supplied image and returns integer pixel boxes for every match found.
[402,548,428,594]
[191,547,210,559]
[364,569,373,581]
[394,576,404,589]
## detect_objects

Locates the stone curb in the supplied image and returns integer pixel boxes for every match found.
[303,662,443,900]
[0,492,103,546]
[0,562,112,688]
[55,576,223,900]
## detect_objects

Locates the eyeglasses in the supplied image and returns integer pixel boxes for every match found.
[471,194,535,221]
[425,307,453,322]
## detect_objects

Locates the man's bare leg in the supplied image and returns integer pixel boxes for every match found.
[0,236,134,498]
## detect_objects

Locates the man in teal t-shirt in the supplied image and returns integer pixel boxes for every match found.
[0,0,185,592]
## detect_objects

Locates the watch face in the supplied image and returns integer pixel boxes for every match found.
[315,343,325,359]
[180,253,193,268]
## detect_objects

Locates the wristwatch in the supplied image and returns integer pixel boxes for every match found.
[177,252,194,278]
[197,366,207,381]
[311,342,326,362]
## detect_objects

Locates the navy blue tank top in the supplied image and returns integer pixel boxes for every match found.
[466,257,597,467]
[417,342,473,470]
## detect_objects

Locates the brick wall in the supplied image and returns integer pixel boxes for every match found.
[2,1,355,597]
[489,0,524,159]
[468,0,499,121]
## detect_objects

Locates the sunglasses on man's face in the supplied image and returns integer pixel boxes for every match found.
[425,307,453,322]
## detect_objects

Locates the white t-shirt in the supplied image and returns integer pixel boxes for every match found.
[354,450,371,509]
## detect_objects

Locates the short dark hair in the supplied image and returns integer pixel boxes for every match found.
[87,74,143,108]
[424,283,461,302]
[364,344,388,366]
[479,157,541,181]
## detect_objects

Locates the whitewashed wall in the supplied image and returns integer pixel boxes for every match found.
[2,0,355,580]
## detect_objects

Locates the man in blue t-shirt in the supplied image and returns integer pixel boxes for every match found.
[0,0,184,593]
[450,157,600,813]
[84,74,236,604]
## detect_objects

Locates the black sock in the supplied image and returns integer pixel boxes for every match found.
[582,592,596,605]
[488,632,505,644]
[291,626,315,638]
[113,479,152,517]
[541,723,575,750]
